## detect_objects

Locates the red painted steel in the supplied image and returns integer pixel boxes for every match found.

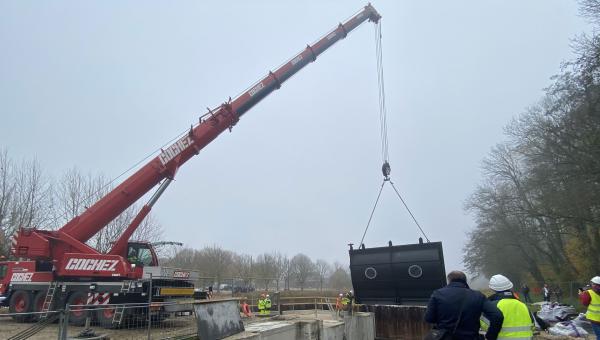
[8,4,381,281]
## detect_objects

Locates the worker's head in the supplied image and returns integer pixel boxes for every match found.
[339,293,343,297]
[489,274,513,292]
[266,294,270,298]
[260,293,265,298]
[446,270,467,285]
[590,276,600,288]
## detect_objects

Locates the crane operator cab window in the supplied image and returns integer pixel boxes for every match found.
[126,243,157,267]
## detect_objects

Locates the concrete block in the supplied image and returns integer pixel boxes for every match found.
[344,312,375,340]
[194,299,245,339]
[243,321,296,340]
[296,320,321,340]
[321,320,345,340]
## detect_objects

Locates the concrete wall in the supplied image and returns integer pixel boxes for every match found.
[344,312,376,340]
[321,320,345,340]
[194,299,245,339]
[225,315,373,340]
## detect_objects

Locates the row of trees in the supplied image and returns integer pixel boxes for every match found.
[464,1,600,283]
[163,246,352,291]
[0,150,351,291]
[0,149,162,256]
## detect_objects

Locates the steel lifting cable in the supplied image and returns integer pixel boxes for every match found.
[358,21,430,247]
[389,180,430,242]
[375,22,389,165]
[358,181,385,248]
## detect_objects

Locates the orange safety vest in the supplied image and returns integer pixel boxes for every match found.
[242,302,252,317]
[335,297,342,310]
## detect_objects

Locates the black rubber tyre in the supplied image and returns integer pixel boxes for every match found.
[96,305,119,329]
[31,290,51,322]
[9,290,34,322]
[66,291,89,326]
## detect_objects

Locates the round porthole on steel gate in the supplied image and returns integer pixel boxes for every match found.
[364,267,377,279]
[408,264,423,278]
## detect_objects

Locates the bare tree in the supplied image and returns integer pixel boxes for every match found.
[253,253,279,290]
[328,262,352,291]
[164,247,197,268]
[54,167,162,253]
[9,158,52,231]
[579,0,600,25]
[315,259,332,292]
[231,253,254,286]
[0,150,14,256]
[280,256,292,291]
[291,253,314,291]
[199,245,233,290]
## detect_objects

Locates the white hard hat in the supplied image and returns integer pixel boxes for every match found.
[489,274,513,291]
[591,276,600,285]
[339,293,343,296]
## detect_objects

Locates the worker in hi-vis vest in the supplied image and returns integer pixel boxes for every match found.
[481,275,534,340]
[264,294,272,316]
[258,294,266,316]
[580,276,600,339]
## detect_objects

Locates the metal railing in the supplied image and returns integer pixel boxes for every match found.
[0,290,351,339]
[0,301,196,340]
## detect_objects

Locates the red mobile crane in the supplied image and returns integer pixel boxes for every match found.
[0,4,381,327]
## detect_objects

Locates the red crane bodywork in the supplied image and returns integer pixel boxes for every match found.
[9,4,381,281]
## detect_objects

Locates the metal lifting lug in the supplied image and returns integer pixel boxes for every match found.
[382,161,391,180]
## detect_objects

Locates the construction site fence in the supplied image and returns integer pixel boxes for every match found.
[0,301,196,340]
[239,294,347,317]
[0,297,346,340]
[194,276,347,294]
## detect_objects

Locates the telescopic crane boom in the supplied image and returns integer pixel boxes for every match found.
[11,4,381,275]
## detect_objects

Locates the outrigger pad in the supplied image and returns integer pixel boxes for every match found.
[194,299,245,339]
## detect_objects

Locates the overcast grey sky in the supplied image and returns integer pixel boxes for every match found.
[0,1,593,272]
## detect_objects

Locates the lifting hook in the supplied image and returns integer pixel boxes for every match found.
[382,161,391,180]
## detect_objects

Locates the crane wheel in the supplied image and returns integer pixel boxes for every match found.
[9,290,34,322]
[32,291,51,322]
[96,306,118,329]
[66,291,89,326]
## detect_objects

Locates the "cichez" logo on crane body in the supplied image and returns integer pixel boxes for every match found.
[65,258,119,272]
[159,135,194,166]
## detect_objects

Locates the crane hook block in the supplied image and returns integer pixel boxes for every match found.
[382,161,391,179]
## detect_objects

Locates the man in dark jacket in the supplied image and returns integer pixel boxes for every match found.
[425,271,504,340]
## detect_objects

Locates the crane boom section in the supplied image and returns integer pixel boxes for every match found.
[19,4,380,256]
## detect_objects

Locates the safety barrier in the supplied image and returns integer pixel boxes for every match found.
[0,294,350,339]
[0,301,196,340]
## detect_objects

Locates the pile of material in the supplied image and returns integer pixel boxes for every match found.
[547,321,588,338]
[537,302,577,323]
[535,303,590,338]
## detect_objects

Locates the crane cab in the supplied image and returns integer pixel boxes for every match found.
[126,241,159,267]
